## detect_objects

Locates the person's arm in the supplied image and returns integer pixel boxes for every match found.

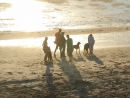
[93,37,95,44]
[71,38,73,46]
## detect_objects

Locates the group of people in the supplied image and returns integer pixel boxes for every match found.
[42,29,95,63]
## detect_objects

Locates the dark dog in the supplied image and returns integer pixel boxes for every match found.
[73,42,81,53]
[43,46,53,62]
[84,43,89,54]
[47,47,53,61]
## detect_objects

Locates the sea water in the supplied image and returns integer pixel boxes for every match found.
[0,0,130,31]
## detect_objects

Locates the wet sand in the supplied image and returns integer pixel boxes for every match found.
[0,26,130,40]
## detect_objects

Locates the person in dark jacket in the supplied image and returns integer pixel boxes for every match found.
[54,29,62,56]
[60,32,66,58]
[42,37,52,62]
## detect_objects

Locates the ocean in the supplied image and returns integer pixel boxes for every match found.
[0,0,130,32]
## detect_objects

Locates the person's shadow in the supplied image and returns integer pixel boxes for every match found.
[42,63,56,96]
[57,58,88,97]
[84,54,104,65]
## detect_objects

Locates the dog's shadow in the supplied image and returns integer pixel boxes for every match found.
[73,54,86,62]
[84,54,104,65]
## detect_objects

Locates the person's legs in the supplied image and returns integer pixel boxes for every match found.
[91,45,93,54]
[60,45,63,58]
[54,44,58,55]
[61,44,66,58]
[90,43,94,54]
[68,56,73,62]
[62,44,66,57]
[89,43,93,54]
[58,44,62,57]
[67,48,73,62]
[67,48,69,61]
[70,48,73,62]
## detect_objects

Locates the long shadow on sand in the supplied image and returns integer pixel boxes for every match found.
[56,58,88,97]
[0,79,39,86]
[42,62,56,96]
[84,54,104,65]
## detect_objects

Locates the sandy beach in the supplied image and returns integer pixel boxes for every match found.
[0,0,130,97]
[0,27,130,97]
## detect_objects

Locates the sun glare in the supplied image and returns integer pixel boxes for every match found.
[1,0,67,31]
[4,0,45,31]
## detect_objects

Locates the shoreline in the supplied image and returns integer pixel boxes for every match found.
[0,26,130,40]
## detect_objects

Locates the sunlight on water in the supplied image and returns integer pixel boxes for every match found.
[0,0,64,31]
[0,0,130,31]
[6,0,47,31]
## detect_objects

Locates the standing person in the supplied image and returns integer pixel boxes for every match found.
[42,37,50,62]
[54,29,62,56]
[66,35,73,62]
[88,34,95,54]
[60,32,66,58]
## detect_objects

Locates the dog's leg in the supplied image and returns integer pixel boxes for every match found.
[83,48,85,54]
[79,48,80,55]
[87,49,88,54]
[76,49,77,54]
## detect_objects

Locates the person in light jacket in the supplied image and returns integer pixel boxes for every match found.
[88,34,95,54]
[66,35,73,62]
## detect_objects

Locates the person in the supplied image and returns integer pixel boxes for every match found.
[66,35,73,62]
[54,29,62,56]
[42,37,51,62]
[88,34,95,54]
[60,32,66,58]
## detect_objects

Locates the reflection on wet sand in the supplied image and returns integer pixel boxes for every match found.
[0,32,130,51]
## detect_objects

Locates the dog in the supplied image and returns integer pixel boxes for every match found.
[47,47,53,62]
[43,46,53,62]
[73,42,81,54]
[84,43,89,54]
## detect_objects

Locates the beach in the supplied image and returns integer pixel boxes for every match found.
[0,28,130,97]
[0,0,130,97]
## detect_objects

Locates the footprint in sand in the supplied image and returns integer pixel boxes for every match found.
[7,72,12,75]
[114,62,122,66]
[127,61,130,63]
[17,72,22,74]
